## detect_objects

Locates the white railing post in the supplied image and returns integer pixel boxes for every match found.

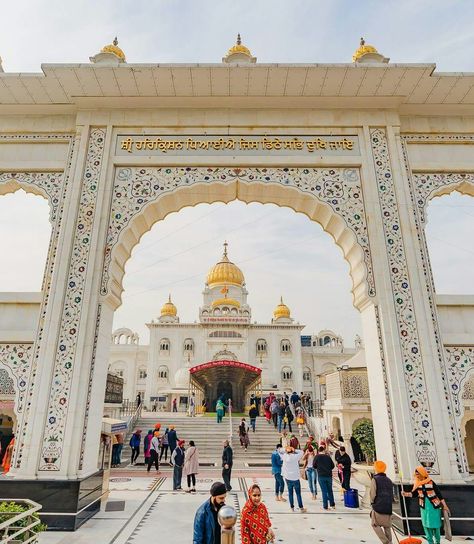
[0,499,42,543]
[228,399,233,446]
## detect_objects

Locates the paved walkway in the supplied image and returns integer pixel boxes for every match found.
[38,467,468,543]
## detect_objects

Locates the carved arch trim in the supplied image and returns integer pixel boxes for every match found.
[100,167,376,312]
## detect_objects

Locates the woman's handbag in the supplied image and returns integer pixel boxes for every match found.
[296,417,304,425]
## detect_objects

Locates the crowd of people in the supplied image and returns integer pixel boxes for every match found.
[192,460,451,544]
[120,398,452,544]
[125,422,201,492]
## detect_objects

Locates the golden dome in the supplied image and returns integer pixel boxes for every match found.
[207,242,245,288]
[226,33,252,58]
[352,37,378,62]
[101,37,126,61]
[211,297,241,308]
[161,294,177,317]
[274,297,291,320]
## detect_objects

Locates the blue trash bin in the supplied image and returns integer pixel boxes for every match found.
[344,488,359,508]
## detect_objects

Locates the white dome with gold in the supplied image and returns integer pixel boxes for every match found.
[273,297,292,323]
[159,294,179,323]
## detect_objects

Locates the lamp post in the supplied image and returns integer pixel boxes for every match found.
[218,505,237,544]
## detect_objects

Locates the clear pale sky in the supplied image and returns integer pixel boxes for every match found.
[0,0,473,344]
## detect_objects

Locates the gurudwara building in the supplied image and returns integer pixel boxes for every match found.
[0,34,473,533]
[109,242,360,412]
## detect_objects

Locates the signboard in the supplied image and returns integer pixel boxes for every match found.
[190,359,261,375]
[110,421,128,433]
[116,134,359,157]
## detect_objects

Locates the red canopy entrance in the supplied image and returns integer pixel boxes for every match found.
[189,360,261,412]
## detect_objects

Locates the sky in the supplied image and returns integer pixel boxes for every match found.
[1,0,474,71]
[0,0,473,344]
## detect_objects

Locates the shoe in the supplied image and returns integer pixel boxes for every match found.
[330,506,336,510]
[191,488,196,493]
[299,508,307,513]
[280,496,287,502]
[290,507,295,512]
[275,496,281,501]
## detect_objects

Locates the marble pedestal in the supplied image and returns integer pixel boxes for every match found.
[0,470,104,530]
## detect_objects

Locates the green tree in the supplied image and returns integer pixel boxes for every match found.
[352,419,376,463]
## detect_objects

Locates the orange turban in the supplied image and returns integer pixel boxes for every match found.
[374,460,386,474]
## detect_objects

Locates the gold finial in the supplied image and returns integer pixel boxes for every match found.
[352,36,380,62]
[223,240,228,258]
[100,37,126,61]
[237,33,242,45]
[280,295,284,304]
[168,293,172,303]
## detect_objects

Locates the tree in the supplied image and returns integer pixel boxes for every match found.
[352,419,376,463]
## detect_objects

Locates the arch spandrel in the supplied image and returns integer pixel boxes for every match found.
[411,173,474,224]
[101,167,375,311]
[0,173,64,224]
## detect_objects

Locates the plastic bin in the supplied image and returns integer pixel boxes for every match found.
[344,488,359,508]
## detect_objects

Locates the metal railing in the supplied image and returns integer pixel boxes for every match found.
[0,499,42,543]
[228,399,233,445]
[119,400,142,434]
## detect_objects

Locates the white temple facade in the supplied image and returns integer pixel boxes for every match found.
[109,243,360,411]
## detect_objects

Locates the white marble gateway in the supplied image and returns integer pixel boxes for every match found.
[0,36,472,530]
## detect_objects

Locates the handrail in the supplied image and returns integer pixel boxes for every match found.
[228,399,233,445]
[119,400,142,433]
[0,499,42,544]
[127,402,142,433]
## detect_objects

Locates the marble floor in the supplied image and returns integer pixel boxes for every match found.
[39,470,468,543]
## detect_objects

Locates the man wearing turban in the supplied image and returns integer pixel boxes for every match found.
[370,460,394,543]
[193,481,227,544]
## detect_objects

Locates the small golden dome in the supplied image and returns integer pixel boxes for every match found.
[226,33,252,58]
[352,37,378,62]
[161,294,177,317]
[101,37,126,61]
[274,297,291,320]
[207,242,245,288]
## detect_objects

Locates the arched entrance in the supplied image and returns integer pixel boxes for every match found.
[190,360,262,412]
[464,419,474,473]
[7,127,470,494]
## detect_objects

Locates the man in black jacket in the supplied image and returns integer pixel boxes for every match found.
[222,440,233,491]
[370,460,393,543]
[313,446,335,510]
[335,446,352,491]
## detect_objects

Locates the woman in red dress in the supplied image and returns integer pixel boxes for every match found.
[241,484,275,543]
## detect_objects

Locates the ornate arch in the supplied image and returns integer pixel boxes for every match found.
[0,134,77,470]
[0,344,34,418]
[401,134,474,474]
[100,166,375,311]
[411,173,474,224]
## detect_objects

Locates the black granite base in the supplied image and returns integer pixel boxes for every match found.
[0,470,104,531]
[393,482,474,537]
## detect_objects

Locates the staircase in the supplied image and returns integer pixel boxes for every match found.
[122,412,288,467]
